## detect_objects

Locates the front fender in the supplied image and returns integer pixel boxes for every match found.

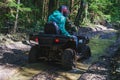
[62,40,76,50]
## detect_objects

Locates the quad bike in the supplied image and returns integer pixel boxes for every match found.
[28,22,91,70]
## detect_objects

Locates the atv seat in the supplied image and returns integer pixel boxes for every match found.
[44,22,61,34]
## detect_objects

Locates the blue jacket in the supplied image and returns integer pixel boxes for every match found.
[48,10,71,36]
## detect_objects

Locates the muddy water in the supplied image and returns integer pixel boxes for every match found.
[11,61,90,80]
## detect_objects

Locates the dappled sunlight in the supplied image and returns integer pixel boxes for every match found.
[58,73,80,80]
[10,63,47,80]
[0,64,19,80]
[10,61,90,80]
[77,62,89,70]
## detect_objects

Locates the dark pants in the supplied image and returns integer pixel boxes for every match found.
[72,35,78,48]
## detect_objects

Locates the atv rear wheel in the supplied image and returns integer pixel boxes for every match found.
[28,45,39,63]
[62,48,76,70]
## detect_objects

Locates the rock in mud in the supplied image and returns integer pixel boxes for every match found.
[78,73,109,80]
[31,72,58,80]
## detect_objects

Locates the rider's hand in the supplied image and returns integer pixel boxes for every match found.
[71,27,78,32]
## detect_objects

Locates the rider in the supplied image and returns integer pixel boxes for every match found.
[48,5,78,46]
[48,5,71,36]
[47,5,91,66]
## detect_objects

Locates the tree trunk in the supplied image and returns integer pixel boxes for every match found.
[48,0,59,15]
[43,0,49,20]
[74,0,85,26]
[85,2,88,21]
[69,0,74,12]
[83,2,88,23]
[13,0,20,33]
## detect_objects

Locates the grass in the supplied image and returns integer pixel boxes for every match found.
[88,35,116,63]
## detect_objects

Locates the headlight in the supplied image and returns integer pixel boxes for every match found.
[79,39,83,43]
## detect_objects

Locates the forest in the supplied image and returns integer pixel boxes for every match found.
[0,0,120,33]
[0,0,120,80]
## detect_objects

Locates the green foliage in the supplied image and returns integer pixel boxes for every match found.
[7,0,18,7]
[0,2,6,7]
[88,0,110,21]
[19,7,31,12]
[88,0,119,24]
[111,7,120,22]
[0,0,120,32]
[0,0,32,30]
[32,20,44,32]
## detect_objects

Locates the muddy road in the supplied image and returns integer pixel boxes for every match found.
[0,34,89,80]
[0,43,89,80]
[0,25,119,80]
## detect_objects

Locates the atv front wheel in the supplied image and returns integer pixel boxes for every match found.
[78,45,91,61]
[81,45,91,59]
